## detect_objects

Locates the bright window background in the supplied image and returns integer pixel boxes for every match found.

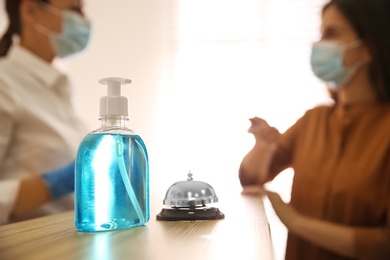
[155,0,331,168]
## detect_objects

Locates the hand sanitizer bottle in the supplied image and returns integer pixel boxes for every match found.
[75,77,150,232]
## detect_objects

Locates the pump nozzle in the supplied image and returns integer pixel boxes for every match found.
[99,77,132,117]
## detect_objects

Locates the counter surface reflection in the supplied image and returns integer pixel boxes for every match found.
[0,194,274,260]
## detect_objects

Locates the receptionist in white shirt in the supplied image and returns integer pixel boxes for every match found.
[0,0,91,224]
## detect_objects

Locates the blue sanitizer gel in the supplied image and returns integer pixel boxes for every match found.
[74,77,150,232]
[75,133,149,231]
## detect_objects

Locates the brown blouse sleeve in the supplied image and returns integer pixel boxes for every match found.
[268,111,306,181]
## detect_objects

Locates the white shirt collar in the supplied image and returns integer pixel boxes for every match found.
[7,45,66,89]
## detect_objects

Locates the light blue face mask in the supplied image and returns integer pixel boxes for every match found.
[35,4,91,58]
[50,10,91,58]
[310,40,362,89]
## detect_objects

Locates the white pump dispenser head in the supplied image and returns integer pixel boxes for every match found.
[99,77,131,117]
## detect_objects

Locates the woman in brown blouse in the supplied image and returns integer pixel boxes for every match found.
[238,0,390,259]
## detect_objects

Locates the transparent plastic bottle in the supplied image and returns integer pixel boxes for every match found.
[75,77,150,232]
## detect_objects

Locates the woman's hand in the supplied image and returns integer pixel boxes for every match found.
[239,117,280,185]
[241,185,303,231]
[241,186,383,258]
[247,117,280,146]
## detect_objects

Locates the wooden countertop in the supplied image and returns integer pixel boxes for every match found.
[0,193,274,260]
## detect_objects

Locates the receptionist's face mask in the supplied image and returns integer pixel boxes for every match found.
[310,40,364,89]
[34,3,91,58]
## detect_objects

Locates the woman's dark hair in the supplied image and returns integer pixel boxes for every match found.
[323,0,390,103]
[0,0,49,57]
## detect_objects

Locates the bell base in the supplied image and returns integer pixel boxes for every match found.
[156,207,225,221]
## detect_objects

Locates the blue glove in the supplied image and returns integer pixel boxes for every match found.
[41,161,75,200]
